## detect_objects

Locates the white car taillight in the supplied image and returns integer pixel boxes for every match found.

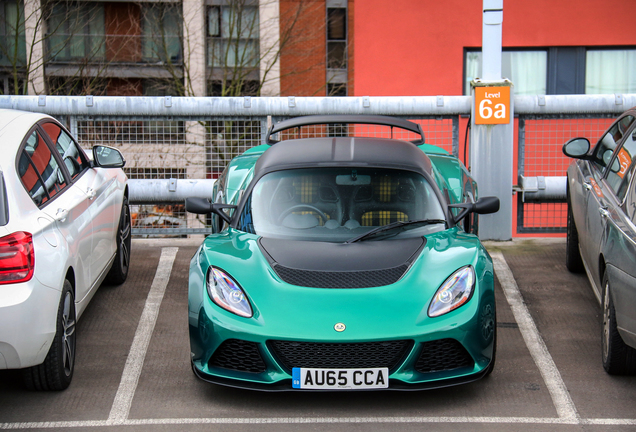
[0,232,35,284]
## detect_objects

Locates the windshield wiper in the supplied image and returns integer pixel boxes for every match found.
[344,219,446,243]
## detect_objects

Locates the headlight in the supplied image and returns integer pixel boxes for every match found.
[207,267,253,318]
[428,266,475,318]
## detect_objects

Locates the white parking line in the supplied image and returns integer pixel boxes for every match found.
[107,247,178,424]
[490,251,579,422]
[2,416,636,429]
[5,247,636,430]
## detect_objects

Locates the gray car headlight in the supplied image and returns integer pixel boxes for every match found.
[207,267,253,318]
[428,266,475,318]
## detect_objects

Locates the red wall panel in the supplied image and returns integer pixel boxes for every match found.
[353,0,636,96]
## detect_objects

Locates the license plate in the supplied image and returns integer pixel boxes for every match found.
[292,367,389,389]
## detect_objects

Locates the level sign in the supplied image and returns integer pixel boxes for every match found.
[475,86,510,125]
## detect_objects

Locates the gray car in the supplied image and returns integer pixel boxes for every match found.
[564,107,636,374]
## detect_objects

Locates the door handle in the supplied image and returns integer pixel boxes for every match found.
[86,187,96,199]
[55,208,69,222]
[583,182,593,191]
[599,207,610,218]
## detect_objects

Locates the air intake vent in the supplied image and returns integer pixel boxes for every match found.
[209,339,267,373]
[268,340,413,373]
[273,264,409,288]
[414,339,474,373]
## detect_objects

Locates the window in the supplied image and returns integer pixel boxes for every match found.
[586,50,636,94]
[327,83,347,97]
[464,50,547,95]
[18,130,67,206]
[614,159,636,204]
[142,4,181,64]
[241,168,445,242]
[327,8,346,69]
[41,122,89,181]
[207,5,259,68]
[0,0,26,68]
[326,6,347,96]
[208,79,259,97]
[625,168,636,225]
[0,75,25,95]
[47,2,105,61]
[464,47,636,95]
[606,120,636,200]
[591,115,635,176]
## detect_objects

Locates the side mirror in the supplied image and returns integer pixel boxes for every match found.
[473,196,500,214]
[185,197,236,224]
[93,145,126,168]
[449,196,500,224]
[563,138,590,159]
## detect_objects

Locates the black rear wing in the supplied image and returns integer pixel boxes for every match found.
[265,115,425,145]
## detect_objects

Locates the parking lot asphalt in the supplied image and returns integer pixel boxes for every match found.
[0,238,635,432]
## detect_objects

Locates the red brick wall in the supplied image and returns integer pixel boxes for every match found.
[279,0,327,96]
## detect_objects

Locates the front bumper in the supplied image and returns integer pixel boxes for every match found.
[189,299,496,391]
[191,342,494,392]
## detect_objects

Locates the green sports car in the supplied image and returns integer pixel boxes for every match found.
[186,115,499,391]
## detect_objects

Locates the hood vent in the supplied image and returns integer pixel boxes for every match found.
[272,263,409,289]
[258,237,425,289]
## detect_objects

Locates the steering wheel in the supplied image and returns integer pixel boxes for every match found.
[277,205,328,225]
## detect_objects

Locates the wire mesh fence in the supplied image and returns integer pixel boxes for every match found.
[207,118,264,177]
[75,118,193,235]
[61,110,621,236]
[517,115,616,233]
[69,115,458,235]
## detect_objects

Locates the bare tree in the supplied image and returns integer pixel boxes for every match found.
[0,0,149,95]
[1,0,33,94]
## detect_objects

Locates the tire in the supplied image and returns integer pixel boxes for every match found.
[23,280,76,391]
[484,325,497,377]
[565,199,584,273]
[105,195,131,285]
[601,274,636,375]
[480,302,496,377]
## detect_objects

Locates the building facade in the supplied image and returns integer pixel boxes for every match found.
[0,0,353,97]
[353,0,636,97]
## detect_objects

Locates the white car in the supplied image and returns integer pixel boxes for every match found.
[0,109,131,390]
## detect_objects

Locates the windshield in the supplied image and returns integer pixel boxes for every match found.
[237,167,446,242]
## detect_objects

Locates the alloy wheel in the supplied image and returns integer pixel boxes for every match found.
[602,282,611,362]
[62,290,76,377]
[119,203,131,274]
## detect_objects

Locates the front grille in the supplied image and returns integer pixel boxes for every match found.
[273,264,409,288]
[414,339,474,373]
[209,339,267,373]
[268,340,413,373]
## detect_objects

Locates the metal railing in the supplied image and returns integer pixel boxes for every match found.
[514,94,635,233]
[1,94,634,236]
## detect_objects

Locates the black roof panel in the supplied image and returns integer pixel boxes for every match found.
[254,137,433,178]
